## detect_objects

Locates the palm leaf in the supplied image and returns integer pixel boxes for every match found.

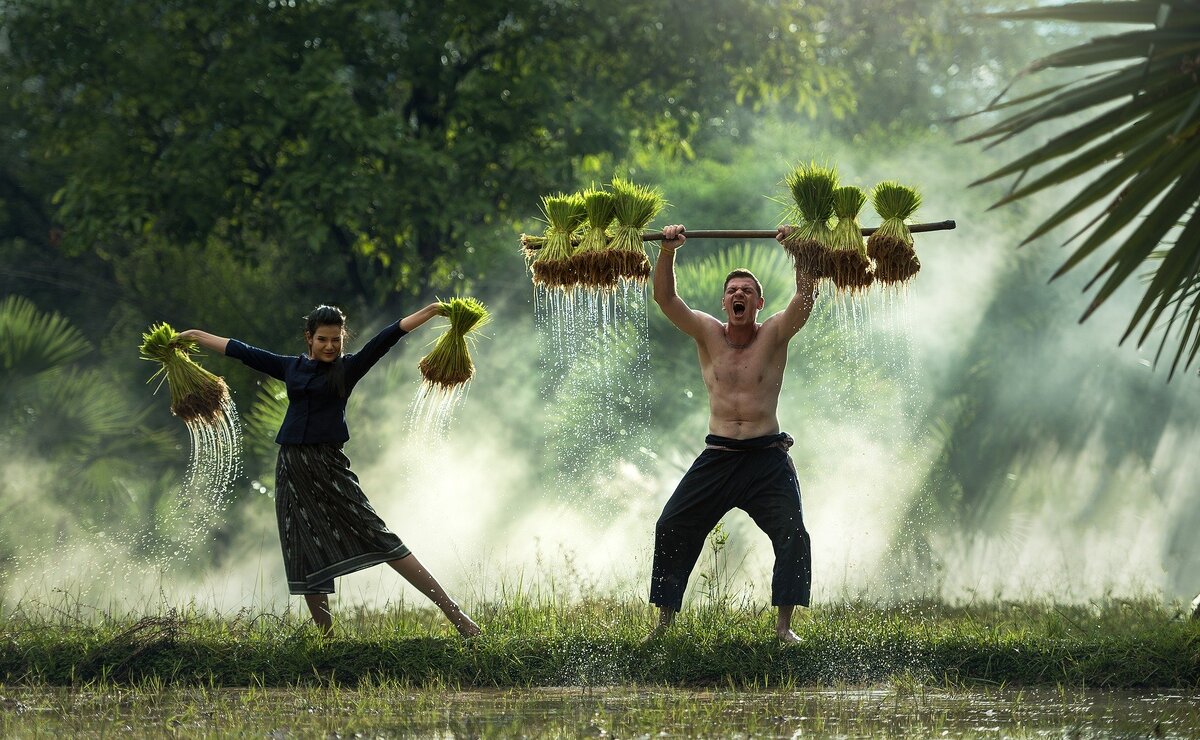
[1081,168,1200,338]
[1132,206,1200,346]
[1013,121,1183,248]
[0,295,91,379]
[675,242,794,313]
[1030,30,1200,70]
[974,55,1189,147]
[987,2,1173,25]
[968,1,1200,373]
[1064,140,1200,283]
[244,378,288,460]
[974,89,1193,190]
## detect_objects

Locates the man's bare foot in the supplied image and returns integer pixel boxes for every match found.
[776,628,801,644]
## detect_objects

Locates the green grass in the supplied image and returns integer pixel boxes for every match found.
[2,597,1197,689]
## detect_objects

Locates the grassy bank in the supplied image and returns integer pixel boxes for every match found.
[2,598,1197,688]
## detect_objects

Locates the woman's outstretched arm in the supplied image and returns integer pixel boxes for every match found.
[177,329,230,355]
[399,303,442,332]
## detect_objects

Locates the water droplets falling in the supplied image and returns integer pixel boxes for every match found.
[534,280,653,506]
[409,381,471,436]
[166,397,244,552]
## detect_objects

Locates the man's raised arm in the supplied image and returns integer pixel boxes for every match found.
[772,225,819,341]
[652,224,712,340]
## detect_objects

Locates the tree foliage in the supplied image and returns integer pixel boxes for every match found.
[1,0,851,305]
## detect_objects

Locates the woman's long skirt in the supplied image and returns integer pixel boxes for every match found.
[275,444,410,594]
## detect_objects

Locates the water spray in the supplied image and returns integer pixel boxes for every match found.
[411,297,491,432]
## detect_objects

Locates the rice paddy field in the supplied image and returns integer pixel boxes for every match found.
[4,683,1199,738]
[3,597,1198,737]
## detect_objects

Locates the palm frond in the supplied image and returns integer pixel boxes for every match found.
[244,378,289,460]
[968,0,1200,374]
[988,2,1172,25]
[675,242,794,312]
[0,295,91,380]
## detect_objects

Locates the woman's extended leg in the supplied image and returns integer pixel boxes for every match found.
[304,594,333,636]
[388,555,481,637]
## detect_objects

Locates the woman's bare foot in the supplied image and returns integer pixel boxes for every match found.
[642,623,671,645]
[642,606,677,644]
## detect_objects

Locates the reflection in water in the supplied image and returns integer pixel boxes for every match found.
[3,686,1198,738]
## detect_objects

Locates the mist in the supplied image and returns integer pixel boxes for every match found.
[3,113,1198,619]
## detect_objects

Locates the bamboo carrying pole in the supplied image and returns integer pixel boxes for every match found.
[521,220,955,249]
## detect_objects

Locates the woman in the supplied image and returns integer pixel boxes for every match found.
[180,304,480,637]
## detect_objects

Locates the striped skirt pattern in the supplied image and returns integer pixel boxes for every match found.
[275,444,410,595]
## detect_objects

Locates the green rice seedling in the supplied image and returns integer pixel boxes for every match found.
[569,185,620,288]
[606,176,666,284]
[781,163,838,279]
[828,185,874,295]
[530,193,586,289]
[139,322,230,422]
[868,181,922,286]
[418,297,491,389]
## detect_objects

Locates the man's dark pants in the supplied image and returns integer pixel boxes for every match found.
[650,433,811,611]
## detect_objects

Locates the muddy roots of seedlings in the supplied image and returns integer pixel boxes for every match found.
[566,250,621,289]
[828,250,875,294]
[172,378,232,423]
[531,258,581,289]
[529,246,649,289]
[614,249,651,284]
[558,249,651,290]
[782,237,830,279]
[868,233,921,285]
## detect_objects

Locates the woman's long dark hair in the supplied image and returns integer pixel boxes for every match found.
[305,305,349,398]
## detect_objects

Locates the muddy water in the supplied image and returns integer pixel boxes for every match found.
[2,685,1197,737]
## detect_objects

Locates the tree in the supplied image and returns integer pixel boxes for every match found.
[963,1,1200,377]
[1,0,848,308]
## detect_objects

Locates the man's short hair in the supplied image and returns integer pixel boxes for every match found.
[724,269,763,298]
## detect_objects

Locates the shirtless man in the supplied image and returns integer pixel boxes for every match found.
[648,223,818,643]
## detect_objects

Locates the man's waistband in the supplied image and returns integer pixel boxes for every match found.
[704,432,793,452]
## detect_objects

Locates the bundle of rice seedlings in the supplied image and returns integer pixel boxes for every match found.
[569,185,620,288]
[139,322,230,423]
[520,234,546,252]
[530,193,586,289]
[781,163,838,278]
[418,297,491,389]
[828,185,874,294]
[606,176,666,284]
[867,181,923,286]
